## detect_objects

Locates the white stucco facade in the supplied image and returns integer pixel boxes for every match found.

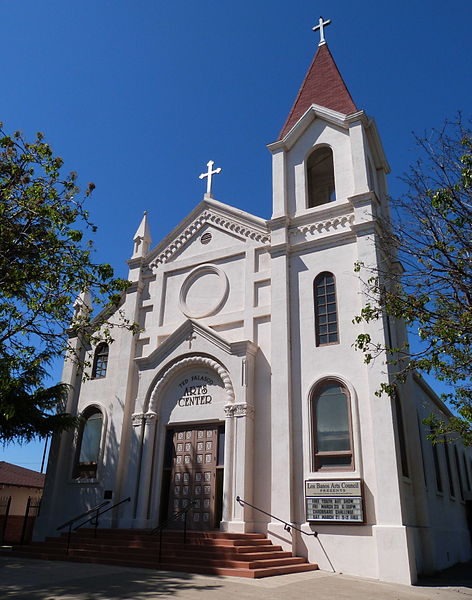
[35,41,472,585]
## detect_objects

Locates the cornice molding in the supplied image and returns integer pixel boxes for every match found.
[149,208,270,270]
[290,213,355,242]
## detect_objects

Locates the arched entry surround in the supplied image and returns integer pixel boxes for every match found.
[133,354,255,532]
[148,356,235,412]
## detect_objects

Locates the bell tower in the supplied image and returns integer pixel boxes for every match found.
[267,18,416,584]
[268,20,389,219]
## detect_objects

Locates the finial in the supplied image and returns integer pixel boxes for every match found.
[73,289,92,321]
[199,160,222,198]
[312,16,331,46]
[132,211,151,259]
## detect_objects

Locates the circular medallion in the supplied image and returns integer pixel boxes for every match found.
[179,264,228,319]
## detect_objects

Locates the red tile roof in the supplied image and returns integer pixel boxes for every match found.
[279,43,357,140]
[0,461,45,488]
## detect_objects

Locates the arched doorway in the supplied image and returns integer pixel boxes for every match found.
[152,361,232,531]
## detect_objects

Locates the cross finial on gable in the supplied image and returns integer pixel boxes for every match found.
[186,332,197,349]
[312,16,331,46]
[199,160,222,198]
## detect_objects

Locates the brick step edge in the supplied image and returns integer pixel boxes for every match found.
[31,540,285,554]
[62,536,271,547]
[5,547,297,565]
[4,549,308,570]
[69,530,266,540]
[9,546,294,563]
[0,551,318,579]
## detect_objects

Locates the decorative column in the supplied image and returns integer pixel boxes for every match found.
[221,402,255,532]
[133,410,158,527]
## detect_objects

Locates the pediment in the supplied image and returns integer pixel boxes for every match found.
[147,198,270,270]
[135,319,257,371]
[269,105,363,152]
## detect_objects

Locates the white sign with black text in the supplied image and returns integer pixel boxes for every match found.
[305,479,364,523]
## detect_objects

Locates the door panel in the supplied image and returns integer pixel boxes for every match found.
[166,424,220,530]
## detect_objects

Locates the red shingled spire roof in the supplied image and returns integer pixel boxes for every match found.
[279,43,357,140]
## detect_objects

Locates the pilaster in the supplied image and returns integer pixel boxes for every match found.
[354,227,415,583]
[221,403,255,532]
[349,119,370,196]
[268,227,293,535]
[133,411,159,527]
[270,148,287,219]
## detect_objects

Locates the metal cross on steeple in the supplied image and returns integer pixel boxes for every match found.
[312,16,331,46]
[199,160,222,198]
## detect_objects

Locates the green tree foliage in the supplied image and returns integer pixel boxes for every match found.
[354,118,471,445]
[0,125,134,443]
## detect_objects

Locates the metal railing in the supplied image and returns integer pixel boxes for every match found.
[236,496,335,572]
[236,496,318,538]
[0,496,11,545]
[57,497,131,554]
[149,501,196,562]
[20,496,41,544]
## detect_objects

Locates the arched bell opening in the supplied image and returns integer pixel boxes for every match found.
[307,145,336,208]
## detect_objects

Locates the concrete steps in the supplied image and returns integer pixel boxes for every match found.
[1,529,318,578]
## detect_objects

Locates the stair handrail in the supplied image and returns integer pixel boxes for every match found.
[236,496,318,537]
[236,496,336,572]
[56,497,131,556]
[149,500,196,562]
[73,496,131,532]
[56,501,110,532]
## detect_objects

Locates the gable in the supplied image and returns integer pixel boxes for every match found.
[166,222,248,264]
[147,199,270,270]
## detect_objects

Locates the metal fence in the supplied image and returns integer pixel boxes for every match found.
[0,496,12,545]
[0,495,41,545]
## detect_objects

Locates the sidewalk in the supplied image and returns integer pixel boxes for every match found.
[1,555,471,600]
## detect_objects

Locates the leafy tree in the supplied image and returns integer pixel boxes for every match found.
[0,125,135,443]
[354,118,471,445]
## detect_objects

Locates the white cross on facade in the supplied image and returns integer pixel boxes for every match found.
[187,332,197,349]
[199,160,222,197]
[312,16,331,46]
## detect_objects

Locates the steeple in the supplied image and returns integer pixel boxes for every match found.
[269,17,389,220]
[278,42,357,140]
[132,211,152,259]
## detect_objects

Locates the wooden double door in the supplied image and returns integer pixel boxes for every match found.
[162,423,224,530]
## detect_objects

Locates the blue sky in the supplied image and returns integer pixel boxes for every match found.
[1,1,471,469]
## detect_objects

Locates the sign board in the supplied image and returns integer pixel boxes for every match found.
[305,479,364,523]
[163,368,227,424]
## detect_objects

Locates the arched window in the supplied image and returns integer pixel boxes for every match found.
[312,380,353,470]
[74,407,103,479]
[314,272,339,345]
[92,343,109,379]
[307,146,336,207]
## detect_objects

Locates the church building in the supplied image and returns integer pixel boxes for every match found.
[35,18,472,584]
